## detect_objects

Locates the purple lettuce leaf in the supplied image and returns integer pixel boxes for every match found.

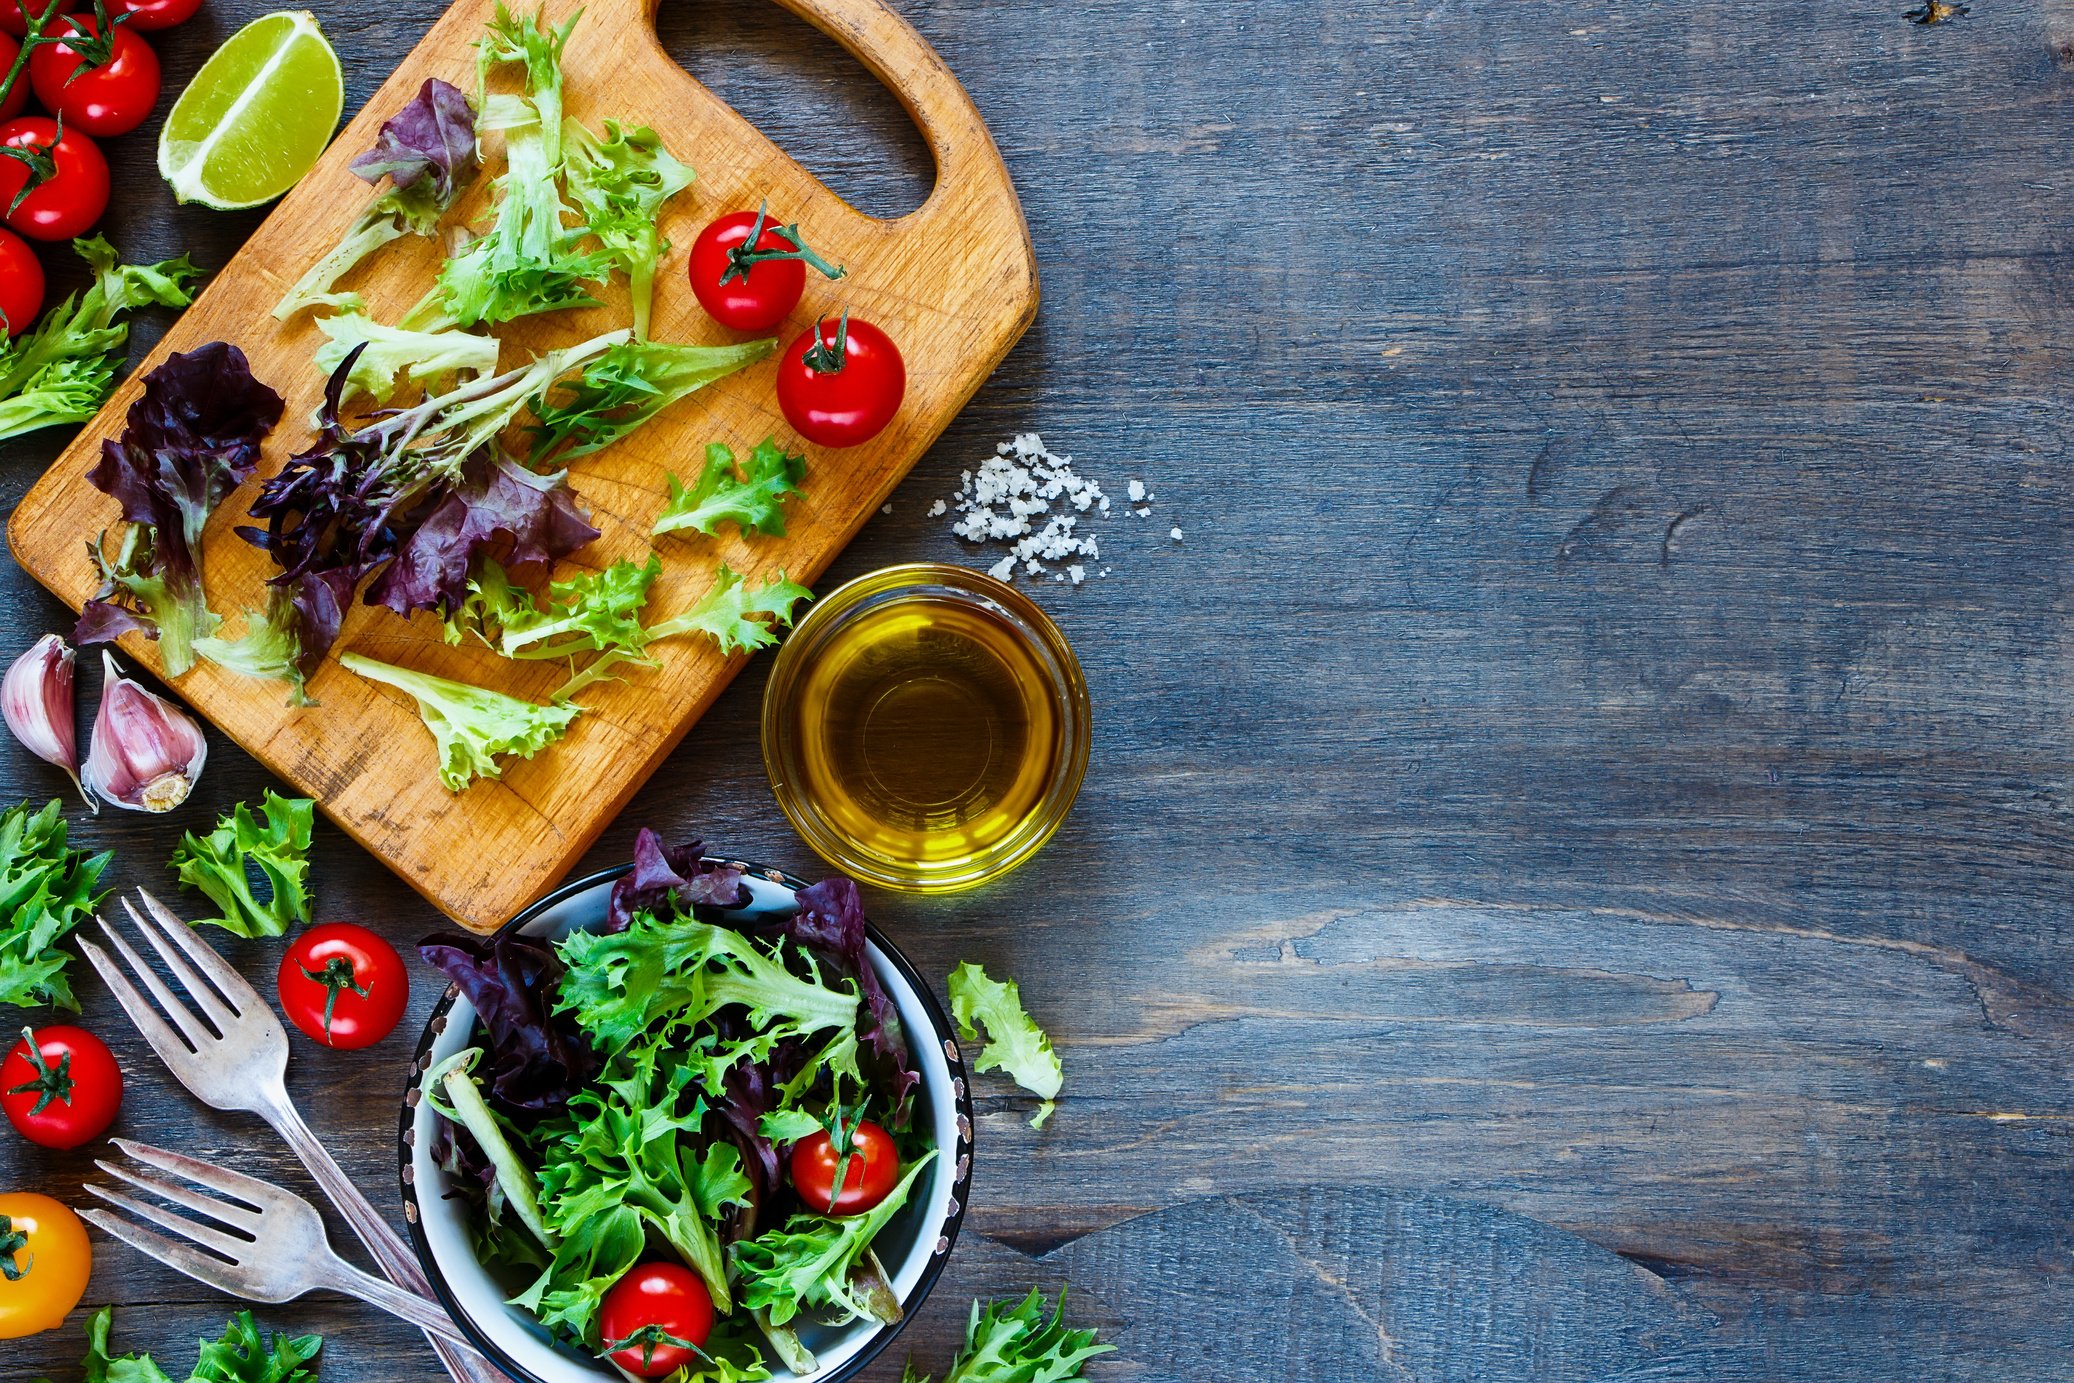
[348,78,479,203]
[418,931,599,1118]
[769,876,918,1125]
[79,343,286,673]
[603,827,748,934]
[364,449,598,619]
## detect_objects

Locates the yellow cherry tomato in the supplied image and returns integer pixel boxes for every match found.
[0,1192,90,1338]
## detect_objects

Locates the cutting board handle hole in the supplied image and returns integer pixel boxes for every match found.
[656,0,935,220]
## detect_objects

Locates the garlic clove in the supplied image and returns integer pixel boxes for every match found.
[84,651,208,813]
[2,633,92,810]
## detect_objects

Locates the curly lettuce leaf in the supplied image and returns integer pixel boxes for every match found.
[731,1150,937,1327]
[277,79,480,319]
[561,119,693,338]
[77,1306,177,1383]
[557,912,860,1053]
[924,1289,1113,1383]
[774,876,917,1124]
[78,343,287,675]
[461,554,658,661]
[646,564,811,657]
[188,1310,324,1383]
[0,799,112,1011]
[340,651,580,791]
[529,338,774,464]
[168,790,315,938]
[0,236,199,439]
[312,297,500,404]
[440,90,610,327]
[653,437,804,540]
[948,962,1063,1128]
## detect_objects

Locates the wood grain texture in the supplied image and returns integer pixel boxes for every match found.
[3,0,1037,931]
[7,0,2074,1380]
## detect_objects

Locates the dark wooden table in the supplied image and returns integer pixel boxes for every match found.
[6,1,2073,1379]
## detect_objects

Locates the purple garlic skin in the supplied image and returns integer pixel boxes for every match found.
[84,651,207,813]
[3,634,92,810]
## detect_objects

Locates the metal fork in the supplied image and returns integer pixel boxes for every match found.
[82,1138,468,1344]
[80,891,503,1382]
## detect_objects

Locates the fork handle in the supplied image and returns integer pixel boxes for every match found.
[320,1257,475,1345]
[269,1100,508,1383]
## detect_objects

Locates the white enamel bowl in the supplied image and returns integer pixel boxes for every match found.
[398,859,974,1383]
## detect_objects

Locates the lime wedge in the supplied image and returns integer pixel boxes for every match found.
[157,11,343,209]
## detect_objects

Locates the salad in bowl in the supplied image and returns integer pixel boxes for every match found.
[400,830,971,1383]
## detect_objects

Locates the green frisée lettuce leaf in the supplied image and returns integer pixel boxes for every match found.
[0,799,111,1011]
[529,1038,752,1317]
[901,1289,1113,1383]
[169,790,315,938]
[444,7,608,328]
[528,338,774,464]
[731,1150,937,1327]
[452,557,809,703]
[653,438,805,540]
[0,237,199,441]
[72,1304,324,1383]
[558,914,861,1052]
[312,297,501,404]
[561,120,694,338]
[275,78,480,320]
[456,555,659,661]
[339,651,580,791]
[948,963,1064,1128]
[188,1310,325,1383]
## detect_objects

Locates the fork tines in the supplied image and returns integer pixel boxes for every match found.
[81,1138,283,1303]
[77,890,273,1088]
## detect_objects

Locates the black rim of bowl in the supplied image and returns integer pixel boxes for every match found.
[396,858,976,1383]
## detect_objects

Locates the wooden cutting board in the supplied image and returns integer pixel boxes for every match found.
[5,0,1037,931]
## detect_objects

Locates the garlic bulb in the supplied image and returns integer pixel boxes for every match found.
[83,652,207,813]
[2,634,91,809]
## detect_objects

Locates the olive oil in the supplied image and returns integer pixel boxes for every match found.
[764,565,1090,891]
[788,598,1061,872]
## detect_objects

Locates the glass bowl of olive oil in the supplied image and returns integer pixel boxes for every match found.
[762,563,1090,892]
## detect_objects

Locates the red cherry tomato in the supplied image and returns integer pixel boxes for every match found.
[598,1263,714,1377]
[688,207,843,332]
[775,311,905,449]
[788,1118,900,1215]
[0,0,76,40]
[0,227,44,337]
[30,15,160,137]
[2,1025,121,1150]
[102,0,197,30]
[0,35,25,120]
[277,923,409,1050]
[0,118,107,241]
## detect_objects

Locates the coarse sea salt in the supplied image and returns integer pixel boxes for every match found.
[946,433,1120,584]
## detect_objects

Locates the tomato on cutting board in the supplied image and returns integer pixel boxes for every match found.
[278,923,408,1049]
[2,1026,121,1149]
[688,205,845,332]
[599,1262,714,1377]
[775,310,905,449]
[789,1117,901,1215]
[0,117,108,241]
[0,1192,91,1339]
[102,0,197,29]
[30,14,161,138]
[0,227,44,337]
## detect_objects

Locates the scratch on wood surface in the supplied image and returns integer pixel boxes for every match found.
[1226,1196,1417,1380]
